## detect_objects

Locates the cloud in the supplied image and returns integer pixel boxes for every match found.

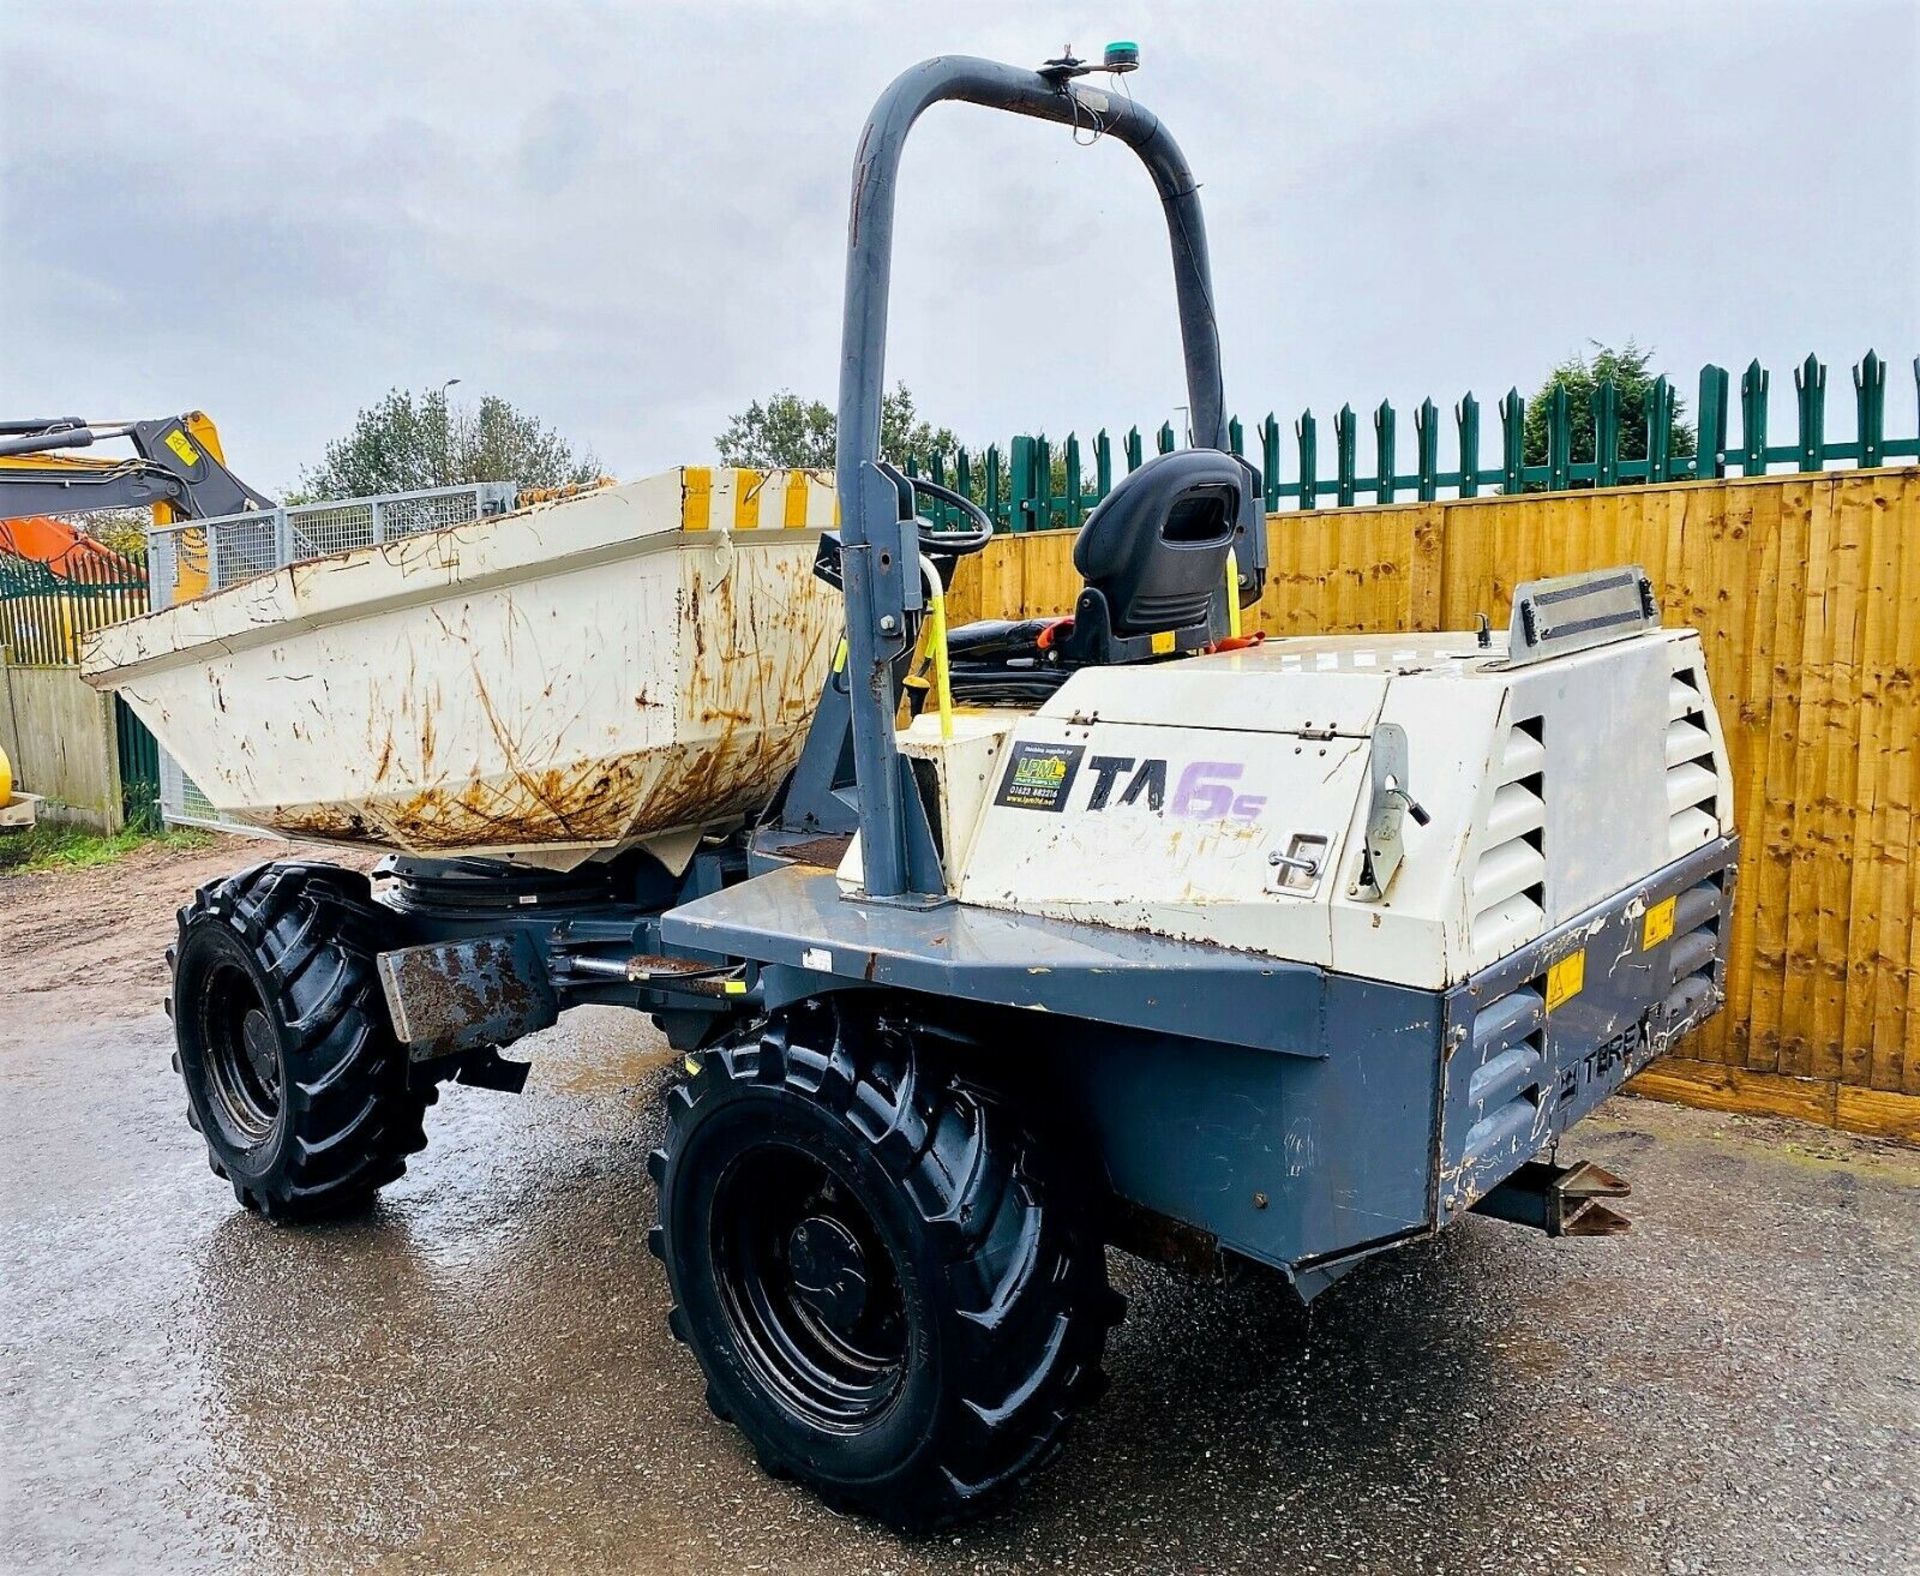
[3,0,1915,497]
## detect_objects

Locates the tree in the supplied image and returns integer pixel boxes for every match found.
[1523,341,1696,480]
[294,388,601,501]
[71,508,153,559]
[715,383,960,470]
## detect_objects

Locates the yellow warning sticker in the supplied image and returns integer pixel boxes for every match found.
[163,428,201,466]
[681,465,712,530]
[1150,630,1176,655]
[1545,949,1586,1012]
[1642,895,1677,951]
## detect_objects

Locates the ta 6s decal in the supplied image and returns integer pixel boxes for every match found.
[1083,756,1265,822]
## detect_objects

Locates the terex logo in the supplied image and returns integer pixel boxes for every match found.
[1084,756,1266,822]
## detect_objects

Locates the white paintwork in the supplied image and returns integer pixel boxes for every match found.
[926,625,1732,990]
[80,469,842,870]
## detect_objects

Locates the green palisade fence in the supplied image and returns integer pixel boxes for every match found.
[907,351,1920,531]
[0,546,151,665]
[114,695,161,829]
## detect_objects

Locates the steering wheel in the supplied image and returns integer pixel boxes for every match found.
[910,475,995,557]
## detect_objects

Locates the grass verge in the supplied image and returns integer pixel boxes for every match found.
[0,820,212,876]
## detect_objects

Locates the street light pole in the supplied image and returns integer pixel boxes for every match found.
[439,377,461,486]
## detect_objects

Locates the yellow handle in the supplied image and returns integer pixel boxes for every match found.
[1224,547,1242,640]
[916,555,955,740]
[928,588,954,739]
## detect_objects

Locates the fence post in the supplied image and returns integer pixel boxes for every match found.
[1295,409,1318,510]
[1500,389,1525,494]
[985,444,1004,529]
[1227,414,1244,459]
[1260,414,1281,512]
[1335,404,1358,507]
[1156,421,1176,456]
[1794,354,1826,473]
[1125,425,1144,473]
[1064,433,1083,527]
[1594,379,1620,487]
[1373,401,1397,504]
[928,451,947,527]
[1646,375,1673,482]
[1546,385,1572,492]
[1039,434,1059,530]
[1740,360,1769,476]
[1854,351,1885,469]
[1695,364,1729,480]
[1094,429,1113,500]
[1008,435,1037,532]
[1456,393,1481,497]
[1414,398,1439,501]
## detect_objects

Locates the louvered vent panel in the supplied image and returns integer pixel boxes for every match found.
[1661,875,1727,1027]
[1454,983,1549,1206]
[1470,717,1546,969]
[1666,667,1719,857]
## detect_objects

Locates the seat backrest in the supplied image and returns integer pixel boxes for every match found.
[1071,448,1244,636]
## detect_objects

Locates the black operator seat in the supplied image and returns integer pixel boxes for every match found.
[943,447,1254,704]
[1065,447,1243,653]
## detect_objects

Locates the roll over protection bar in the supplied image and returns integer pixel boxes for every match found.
[833,53,1247,898]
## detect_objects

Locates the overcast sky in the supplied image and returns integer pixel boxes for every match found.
[4,1,1916,496]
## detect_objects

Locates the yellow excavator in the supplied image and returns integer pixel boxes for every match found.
[0,411,272,601]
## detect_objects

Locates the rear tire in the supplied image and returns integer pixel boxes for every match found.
[170,861,431,1220]
[649,1001,1120,1531]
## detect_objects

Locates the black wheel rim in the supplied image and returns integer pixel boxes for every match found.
[710,1143,909,1432]
[200,960,283,1142]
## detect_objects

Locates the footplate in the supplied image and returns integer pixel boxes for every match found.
[1471,1158,1632,1237]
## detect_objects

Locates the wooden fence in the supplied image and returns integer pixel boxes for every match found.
[946,466,1920,1142]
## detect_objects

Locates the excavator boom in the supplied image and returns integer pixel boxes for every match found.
[0,412,271,522]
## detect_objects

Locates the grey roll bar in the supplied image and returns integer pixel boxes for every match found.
[833,53,1233,898]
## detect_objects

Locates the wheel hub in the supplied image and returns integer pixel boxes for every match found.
[787,1214,868,1337]
[197,962,284,1141]
[241,1008,281,1097]
[706,1142,909,1429]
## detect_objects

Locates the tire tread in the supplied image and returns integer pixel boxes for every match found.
[656,1003,1118,1532]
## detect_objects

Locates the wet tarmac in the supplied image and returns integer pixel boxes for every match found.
[4,1004,1917,1574]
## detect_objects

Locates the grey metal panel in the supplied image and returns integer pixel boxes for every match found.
[1504,565,1659,667]
[1437,834,1739,1218]
[661,865,1326,1056]
[1040,972,1444,1288]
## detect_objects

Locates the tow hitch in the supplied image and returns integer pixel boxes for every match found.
[1471,1159,1632,1237]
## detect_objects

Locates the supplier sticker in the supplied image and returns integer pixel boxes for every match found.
[1545,949,1586,1012]
[1150,630,1176,655]
[163,428,201,466]
[1642,895,1677,950]
[994,741,1085,812]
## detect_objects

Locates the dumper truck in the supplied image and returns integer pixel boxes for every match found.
[84,47,1738,1530]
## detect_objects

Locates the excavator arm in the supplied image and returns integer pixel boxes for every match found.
[0,412,272,522]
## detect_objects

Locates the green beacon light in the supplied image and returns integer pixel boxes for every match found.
[1102,40,1140,73]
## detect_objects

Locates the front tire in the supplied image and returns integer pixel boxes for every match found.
[171,861,431,1220]
[649,1001,1120,1531]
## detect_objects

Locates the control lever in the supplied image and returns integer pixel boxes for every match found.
[1349,723,1427,901]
